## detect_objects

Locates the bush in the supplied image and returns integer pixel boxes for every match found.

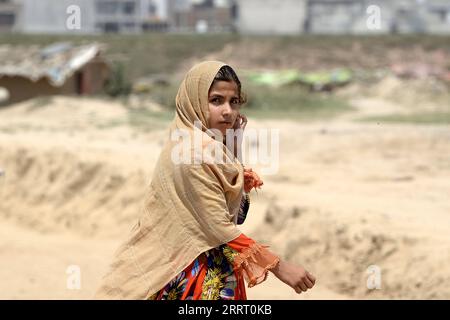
[104,62,132,97]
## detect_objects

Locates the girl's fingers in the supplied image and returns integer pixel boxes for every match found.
[244,168,263,193]
[233,114,242,130]
[307,272,316,284]
[241,114,248,130]
[304,277,314,289]
[298,282,308,292]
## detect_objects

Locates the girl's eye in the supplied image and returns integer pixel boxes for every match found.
[211,97,220,104]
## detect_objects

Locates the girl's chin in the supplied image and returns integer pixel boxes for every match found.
[211,129,230,139]
[211,123,234,133]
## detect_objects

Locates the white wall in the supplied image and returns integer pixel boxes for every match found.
[141,0,169,20]
[236,0,306,35]
[18,0,96,34]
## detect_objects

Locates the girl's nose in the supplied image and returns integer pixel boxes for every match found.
[222,102,232,115]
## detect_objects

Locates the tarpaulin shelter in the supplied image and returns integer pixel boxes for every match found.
[0,42,110,105]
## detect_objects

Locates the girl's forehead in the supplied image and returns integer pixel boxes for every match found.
[209,80,238,95]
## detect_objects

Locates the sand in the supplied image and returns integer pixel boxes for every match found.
[0,93,449,299]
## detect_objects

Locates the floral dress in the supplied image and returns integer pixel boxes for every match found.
[147,194,280,300]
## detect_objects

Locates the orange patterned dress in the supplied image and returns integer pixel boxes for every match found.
[148,194,280,300]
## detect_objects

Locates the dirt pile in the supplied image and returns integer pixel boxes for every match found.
[255,203,450,299]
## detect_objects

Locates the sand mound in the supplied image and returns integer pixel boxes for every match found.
[253,203,450,299]
[0,144,151,238]
[1,96,128,129]
[339,76,450,114]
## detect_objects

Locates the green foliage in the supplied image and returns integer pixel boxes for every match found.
[241,83,353,120]
[104,62,132,97]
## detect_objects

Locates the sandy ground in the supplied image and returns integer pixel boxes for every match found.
[0,92,449,299]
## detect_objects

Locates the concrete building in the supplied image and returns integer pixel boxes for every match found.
[94,0,143,33]
[171,0,234,32]
[10,0,171,34]
[395,0,450,34]
[234,0,450,35]
[0,0,20,32]
[4,0,450,35]
[304,0,450,34]
[235,0,307,34]
[14,0,96,34]
[141,0,171,31]
[425,0,450,34]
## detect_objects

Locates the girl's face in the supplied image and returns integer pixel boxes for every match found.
[208,80,241,136]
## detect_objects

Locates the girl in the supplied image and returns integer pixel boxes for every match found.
[95,61,315,300]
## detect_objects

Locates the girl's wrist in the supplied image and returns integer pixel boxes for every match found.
[270,259,283,277]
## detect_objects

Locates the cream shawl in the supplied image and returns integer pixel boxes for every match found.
[94,61,244,299]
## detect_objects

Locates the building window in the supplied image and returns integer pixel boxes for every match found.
[149,2,157,15]
[0,13,15,26]
[96,1,118,14]
[124,22,135,27]
[428,8,450,23]
[103,22,120,33]
[123,2,136,15]
[231,2,238,19]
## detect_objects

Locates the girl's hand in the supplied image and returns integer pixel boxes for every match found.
[233,114,248,131]
[271,260,316,294]
[231,114,248,159]
[243,167,263,193]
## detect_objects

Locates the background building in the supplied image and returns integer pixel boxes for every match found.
[1,0,449,35]
[171,0,234,32]
[9,0,171,34]
[0,0,20,32]
[235,0,307,34]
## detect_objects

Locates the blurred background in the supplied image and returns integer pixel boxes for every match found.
[0,0,449,299]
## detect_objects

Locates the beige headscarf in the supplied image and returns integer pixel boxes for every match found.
[95,61,245,299]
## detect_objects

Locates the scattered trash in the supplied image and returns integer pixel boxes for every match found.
[246,69,301,87]
[246,68,352,91]
[298,68,352,91]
